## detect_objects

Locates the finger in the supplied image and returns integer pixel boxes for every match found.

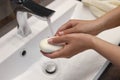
[59,21,73,31]
[40,50,50,57]
[43,52,61,58]
[60,27,77,35]
[48,36,68,44]
[58,20,79,31]
[55,21,73,35]
[40,50,52,54]
[44,45,71,58]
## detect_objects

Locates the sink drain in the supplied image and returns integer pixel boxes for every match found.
[21,50,27,56]
[20,49,27,57]
[43,61,57,74]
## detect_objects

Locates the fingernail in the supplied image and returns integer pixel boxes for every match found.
[59,31,64,35]
[48,38,53,43]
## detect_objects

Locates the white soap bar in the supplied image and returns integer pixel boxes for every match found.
[39,38,63,53]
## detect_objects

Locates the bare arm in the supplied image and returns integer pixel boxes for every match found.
[56,6,120,35]
[92,37,120,67]
[97,6,120,31]
[93,7,120,65]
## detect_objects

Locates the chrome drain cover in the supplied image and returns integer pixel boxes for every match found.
[43,61,57,74]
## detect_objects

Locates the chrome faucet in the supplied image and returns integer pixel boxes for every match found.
[11,0,55,37]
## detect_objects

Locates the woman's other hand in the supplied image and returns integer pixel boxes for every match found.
[56,19,104,36]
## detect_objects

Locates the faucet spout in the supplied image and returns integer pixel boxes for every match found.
[10,0,55,37]
[17,11,31,37]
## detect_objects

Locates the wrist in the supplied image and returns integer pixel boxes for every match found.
[87,35,97,49]
[81,34,96,49]
[94,18,107,33]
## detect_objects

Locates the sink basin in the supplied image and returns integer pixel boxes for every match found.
[0,0,120,80]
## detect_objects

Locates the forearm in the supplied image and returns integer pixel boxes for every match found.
[97,6,120,31]
[91,36,120,67]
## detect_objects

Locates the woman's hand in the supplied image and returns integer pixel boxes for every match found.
[56,19,104,36]
[42,33,94,58]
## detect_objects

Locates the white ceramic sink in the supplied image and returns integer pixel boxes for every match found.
[0,0,120,80]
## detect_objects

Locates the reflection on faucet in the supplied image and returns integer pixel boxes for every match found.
[11,0,55,37]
